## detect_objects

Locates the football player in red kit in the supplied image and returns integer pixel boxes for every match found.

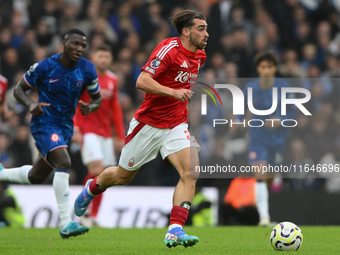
[74,44,125,226]
[74,10,208,248]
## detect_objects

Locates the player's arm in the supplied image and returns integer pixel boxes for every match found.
[13,79,50,116]
[79,91,102,116]
[136,71,192,102]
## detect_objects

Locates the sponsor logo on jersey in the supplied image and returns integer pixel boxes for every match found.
[128,156,135,168]
[150,58,161,69]
[74,80,84,89]
[175,71,198,84]
[51,133,60,142]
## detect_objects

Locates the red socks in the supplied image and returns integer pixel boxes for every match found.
[84,175,106,217]
[90,193,103,217]
[169,206,189,226]
[89,176,106,195]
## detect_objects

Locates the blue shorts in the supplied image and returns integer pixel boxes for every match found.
[30,124,72,159]
[248,140,284,166]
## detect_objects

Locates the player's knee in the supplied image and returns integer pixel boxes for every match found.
[54,159,71,171]
[28,173,46,184]
[180,170,197,184]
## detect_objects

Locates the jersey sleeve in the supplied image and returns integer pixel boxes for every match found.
[86,64,100,94]
[142,40,177,78]
[24,60,47,87]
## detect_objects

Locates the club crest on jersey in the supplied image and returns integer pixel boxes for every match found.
[74,80,84,89]
[150,58,161,69]
[128,156,135,168]
[51,133,60,142]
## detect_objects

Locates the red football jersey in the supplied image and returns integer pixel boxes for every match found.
[74,70,125,139]
[134,37,206,129]
[0,74,8,104]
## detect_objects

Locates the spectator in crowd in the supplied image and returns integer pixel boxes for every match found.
[304,114,333,164]
[8,126,32,167]
[1,48,22,88]
[318,137,340,193]
[283,139,317,191]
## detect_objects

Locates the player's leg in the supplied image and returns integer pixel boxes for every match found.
[0,153,53,184]
[164,147,200,248]
[74,118,164,217]
[168,147,199,206]
[48,145,89,238]
[81,134,108,226]
[160,124,201,248]
[74,165,139,217]
[90,136,115,221]
[268,146,284,192]
[249,142,271,226]
[82,160,104,226]
[252,161,270,226]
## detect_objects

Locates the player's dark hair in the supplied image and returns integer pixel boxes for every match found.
[64,29,87,40]
[169,9,206,35]
[254,51,279,67]
[93,44,112,53]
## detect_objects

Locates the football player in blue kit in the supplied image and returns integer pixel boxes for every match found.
[0,29,102,238]
[235,51,297,226]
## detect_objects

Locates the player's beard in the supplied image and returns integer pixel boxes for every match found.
[189,34,206,50]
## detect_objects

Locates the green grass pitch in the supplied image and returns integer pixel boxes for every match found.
[1,226,340,254]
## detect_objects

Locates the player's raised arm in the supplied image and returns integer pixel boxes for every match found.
[13,78,50,116]
[136,71,192,102]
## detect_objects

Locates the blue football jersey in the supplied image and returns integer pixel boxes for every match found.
[241,78,297,146]
[24,53,99,128]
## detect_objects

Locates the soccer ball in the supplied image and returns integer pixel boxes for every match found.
[270,221,303,251]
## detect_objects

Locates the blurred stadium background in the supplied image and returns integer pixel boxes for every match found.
[1,0,340,227]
